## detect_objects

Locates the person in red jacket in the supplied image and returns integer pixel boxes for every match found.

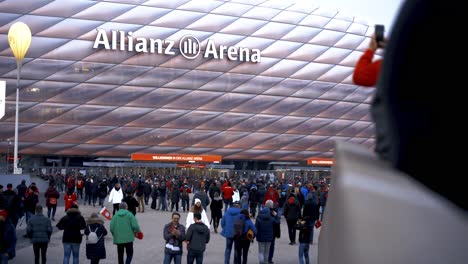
[263,185,279,207]
[64,190,77,212]
[44,183,60,221]
[353,34,387,87]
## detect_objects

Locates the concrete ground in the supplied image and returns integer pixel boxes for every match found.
[11,195,320,264]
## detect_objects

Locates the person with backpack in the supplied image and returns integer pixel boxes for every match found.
[84,213,108,264]
[235,209,257,264]
[44,183,60,221]
[56,204,87,264]
[26,205,52,264]
[185,212,210,264]
[221,201,242,264]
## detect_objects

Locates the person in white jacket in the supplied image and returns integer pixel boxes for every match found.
[108,183,123,216]
[186,198,210,229]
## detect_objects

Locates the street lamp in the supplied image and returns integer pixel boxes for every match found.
[8,22,32,174]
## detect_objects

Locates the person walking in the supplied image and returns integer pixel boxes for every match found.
[24,186,39,224]
[295,219,312,264]
[84,213,108,264]
[3,184,20,228]
[221,201,242,264]
[283,195,302,245]
[210,192,223,233]
[56,204,87,264]
[135,179,145,213]
[255,206,278,264]
[163,212,186,264]
[122,190,139,216]
[97,180,108,207]
[0,210,16,264]
[186,212,210,264]
[110,202,141,264]
[44,183,60,221]
[186,199,210,230]
[64,190,77,212]
[27,205,52,264]
[108,183,124,216]
[235,209,257,264]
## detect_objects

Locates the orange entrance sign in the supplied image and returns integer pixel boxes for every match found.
[177,163,207,168]
[307,158,334,166]
[131,153,222,163]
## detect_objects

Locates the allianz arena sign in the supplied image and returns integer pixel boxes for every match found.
[93,29,261,63]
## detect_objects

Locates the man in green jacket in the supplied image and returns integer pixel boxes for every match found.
[110,202,141,264]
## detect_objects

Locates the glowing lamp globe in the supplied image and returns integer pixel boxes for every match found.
[8,22,32,62]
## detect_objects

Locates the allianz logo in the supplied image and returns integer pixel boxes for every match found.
[93,29,261,63]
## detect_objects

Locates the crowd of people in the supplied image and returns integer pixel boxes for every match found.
[0,173,329,264]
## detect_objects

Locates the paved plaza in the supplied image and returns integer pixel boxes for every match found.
[11,195,320,264]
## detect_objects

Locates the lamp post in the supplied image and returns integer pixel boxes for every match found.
[8,22,32,174]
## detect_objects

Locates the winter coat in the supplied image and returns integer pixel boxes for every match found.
[302,199,319,223]
[295,222,312,244]
[44,187,60,208]
[24,193,39,213]
[263,187,279,206]
[210,197,223,218]
[122,196,139,215]
[170,187,180,203]
[163,222,186,255]
[255,208,277,242]
[208,184,221,200]
[0,218,16,259]
[64,192,77,211]
[221,207,241,238]
[186,222,210,253]
[98,182,108,199]
[108,188,123,204]
[110,209,140,244]
[27,213,52,243]
[283,199,302,221]
[186,209,210,229]
[85,222,107,260]
[56,208,87,244]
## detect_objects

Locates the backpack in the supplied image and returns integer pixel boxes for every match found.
[246,227,255,242]
[233,218,245,240]
[86,226,102,244]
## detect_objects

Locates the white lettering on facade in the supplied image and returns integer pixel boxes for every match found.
[93,29,261,62]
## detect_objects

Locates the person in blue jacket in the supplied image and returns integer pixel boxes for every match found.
[235,209,257,264]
